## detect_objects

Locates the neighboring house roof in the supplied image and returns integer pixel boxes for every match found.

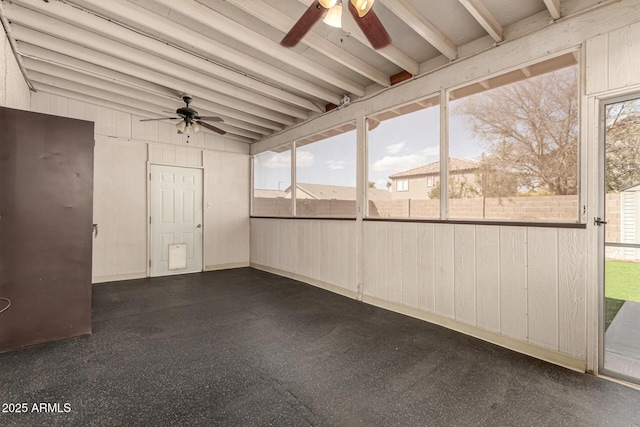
[254,189,287,198]
[285,183,391,201]
[389,157,479,179]
[621,183,640,192]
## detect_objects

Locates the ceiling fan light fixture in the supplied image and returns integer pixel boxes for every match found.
[176,120,187,133]
[318,0,337,8]
[351,0,374,17]
[323,3,342,28]
[191,121,200,134]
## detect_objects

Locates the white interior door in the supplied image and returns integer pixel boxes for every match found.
[150,165,203,277]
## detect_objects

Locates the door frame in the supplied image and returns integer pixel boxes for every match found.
[147,162,205,278]
[597,91,640,385]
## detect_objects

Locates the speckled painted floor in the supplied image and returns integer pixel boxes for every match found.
[1,268,639,426]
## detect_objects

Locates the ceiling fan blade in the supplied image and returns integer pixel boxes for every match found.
[139,117,180,121]
[195,116,223,122]
[197,121,227,135]
[281,1,325,48]
[348,2,391,49]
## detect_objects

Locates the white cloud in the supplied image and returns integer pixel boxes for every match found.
[371,145,437,174]
[296,150,315,168]
[422,146,439,157]
[263,152,290,169]
[371,154,425,172]
[326,160,346,170]
[261,150,316,169]
[386,142,405,154]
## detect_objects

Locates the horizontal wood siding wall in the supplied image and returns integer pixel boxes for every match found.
[31,90,250,283]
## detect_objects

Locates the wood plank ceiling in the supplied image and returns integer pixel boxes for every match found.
[0,0,601,144]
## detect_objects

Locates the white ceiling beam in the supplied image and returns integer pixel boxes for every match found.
[24,61,265,140]
[478,79,491,90]
[62,0,333,109]
[458,0,503,42]
[13,30,286,131]
[154,0,366,97]
[20,42,180,99]
[225,0,390,87]
[32,82,255,144]
[8,22,296,128]
[18,43,276,136]
[380,0,458,60]
[296,0,419,75]
[543,0,562,20]
[6,0,311,118]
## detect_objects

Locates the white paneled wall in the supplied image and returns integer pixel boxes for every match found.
[31,90,250,283]
[93,138,147,281]
[587,22,640,96]
[0,30,30,109]
[252,218,587,369]
[251,219,357,297]
[362,222,587,360]
[203,151,250,270]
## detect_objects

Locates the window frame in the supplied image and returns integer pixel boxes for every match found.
[365,94,441,220]
[251,50,585,227]
[293,121,358,219]
[444,50,583,224]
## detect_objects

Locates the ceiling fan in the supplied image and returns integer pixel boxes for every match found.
[281,0,391,50]
[140,95,226,136]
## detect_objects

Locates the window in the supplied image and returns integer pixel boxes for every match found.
[447,52,579,221]
[367,95,440,218]
[295,123,356,217]
[426,176,434,187]
[252,145,292,216]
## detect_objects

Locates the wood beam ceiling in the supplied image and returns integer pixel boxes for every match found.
[380,0,458,60]
[295,0,419,75]
[458,0,503,42]
[63,0,338,107]
[153,0,366,97]
[543,0,562,19]
[225,0,390,87]
[18,42,279,136]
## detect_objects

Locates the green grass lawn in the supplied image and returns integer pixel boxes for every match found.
[606,260,640,302]
[605,260,640,330]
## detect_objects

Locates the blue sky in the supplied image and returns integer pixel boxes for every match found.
[254,104,484,191]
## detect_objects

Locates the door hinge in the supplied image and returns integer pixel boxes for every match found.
[149,216,151,224]
[149,260,152,268]
[149,172,151,181]
[594,217,608,226]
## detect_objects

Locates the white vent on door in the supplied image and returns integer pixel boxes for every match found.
[168,243,187,270]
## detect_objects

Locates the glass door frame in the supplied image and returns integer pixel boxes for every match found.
[598,92,640,385]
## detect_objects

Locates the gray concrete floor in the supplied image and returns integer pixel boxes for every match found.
[1,268,640,426]
[605,300,640,380]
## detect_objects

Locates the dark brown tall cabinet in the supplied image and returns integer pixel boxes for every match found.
[0,107,94,352]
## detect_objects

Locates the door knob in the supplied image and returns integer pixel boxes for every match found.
[197,224,202,228]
